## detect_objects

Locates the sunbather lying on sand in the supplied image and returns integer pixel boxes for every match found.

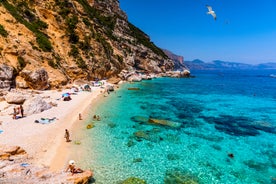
[66,160,84,175]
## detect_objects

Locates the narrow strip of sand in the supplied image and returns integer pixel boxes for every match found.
[0,86,104,172]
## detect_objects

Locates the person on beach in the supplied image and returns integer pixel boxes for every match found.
[64,129,71,142]
[66,160,84,175]
[20,105,24,118]
[12,107,17,119]
[79,113,82,120]
[96,115,100,121]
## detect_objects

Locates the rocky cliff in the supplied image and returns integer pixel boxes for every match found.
[0,0,174,90]
[163,49,188,71]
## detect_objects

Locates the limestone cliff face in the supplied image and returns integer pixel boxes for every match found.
[163,49,188,71]
[0,0,174,89]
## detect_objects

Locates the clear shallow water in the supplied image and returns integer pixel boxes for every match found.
[77,70,276,184]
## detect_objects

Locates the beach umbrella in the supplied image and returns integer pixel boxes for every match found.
[62,93,70,97]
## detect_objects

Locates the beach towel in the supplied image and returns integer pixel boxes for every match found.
[21,163,30,167]
[34,117,57,124]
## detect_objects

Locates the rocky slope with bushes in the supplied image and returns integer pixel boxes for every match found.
[0,0,177,90]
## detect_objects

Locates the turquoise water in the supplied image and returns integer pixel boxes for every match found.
[78,70,276,184]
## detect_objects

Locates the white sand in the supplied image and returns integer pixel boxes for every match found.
[0,86,105,171]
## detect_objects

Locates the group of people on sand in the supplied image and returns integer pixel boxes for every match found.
[12,105,24,119]
[93,115,101,121]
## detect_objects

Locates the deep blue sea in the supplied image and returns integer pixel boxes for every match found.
[74,69,276,184]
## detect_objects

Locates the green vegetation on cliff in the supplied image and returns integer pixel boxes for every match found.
[0,0,52,52]
[128,23,168,59]
[0,24,8,37]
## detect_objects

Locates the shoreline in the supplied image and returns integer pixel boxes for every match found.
[0,86,105,172]
[49,90,107,172]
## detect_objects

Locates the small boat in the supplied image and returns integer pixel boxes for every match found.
[269,74,276,78]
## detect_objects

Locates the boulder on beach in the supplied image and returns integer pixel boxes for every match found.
[5,92,28,104]
[0,145,26,160]
[67,170,94,184]
[0,145,94,183]
[23,95,52,115]
[20,68,50,90]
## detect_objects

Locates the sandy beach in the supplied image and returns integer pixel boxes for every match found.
[0,85,105,172]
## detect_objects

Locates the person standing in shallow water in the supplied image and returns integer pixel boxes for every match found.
[64,129,70,142]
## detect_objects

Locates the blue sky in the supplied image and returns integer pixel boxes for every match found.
[120,0,276,64]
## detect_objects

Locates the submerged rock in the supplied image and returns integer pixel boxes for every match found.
[167,154,180,161]
[134,131,150,141]
[148,118,181,128]
[133,129,163,143]
[164,169,199,184]
[119,177,147,184]
[131,116,148,124]
[131,116,181,128]
[133,158,142,163]
[201,115,266,136]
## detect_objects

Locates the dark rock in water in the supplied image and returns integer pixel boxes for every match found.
[243,160,269,171]
[131,116,149,124]
[133,130,161,143]
[131,116,181,128]
[128,87,140,90]
[119,177,147,184]
[108,122,116,128]
[271,177,276,184]
[167,154,180,161]
[182,131,224,142]
[166,134,181,144]
[164,169,199,184]
[201,115,265,136]
[133,158,142,163]
[140,105,147,110]
[133,128,165,143]
[181,119,202,128]
[148,118,181,128]
[134,130,150,141]
[211,144,222,151]
[126,140,135,147]
[251,121,276,134]
[215,123,259,136]
[228,153,234,158]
